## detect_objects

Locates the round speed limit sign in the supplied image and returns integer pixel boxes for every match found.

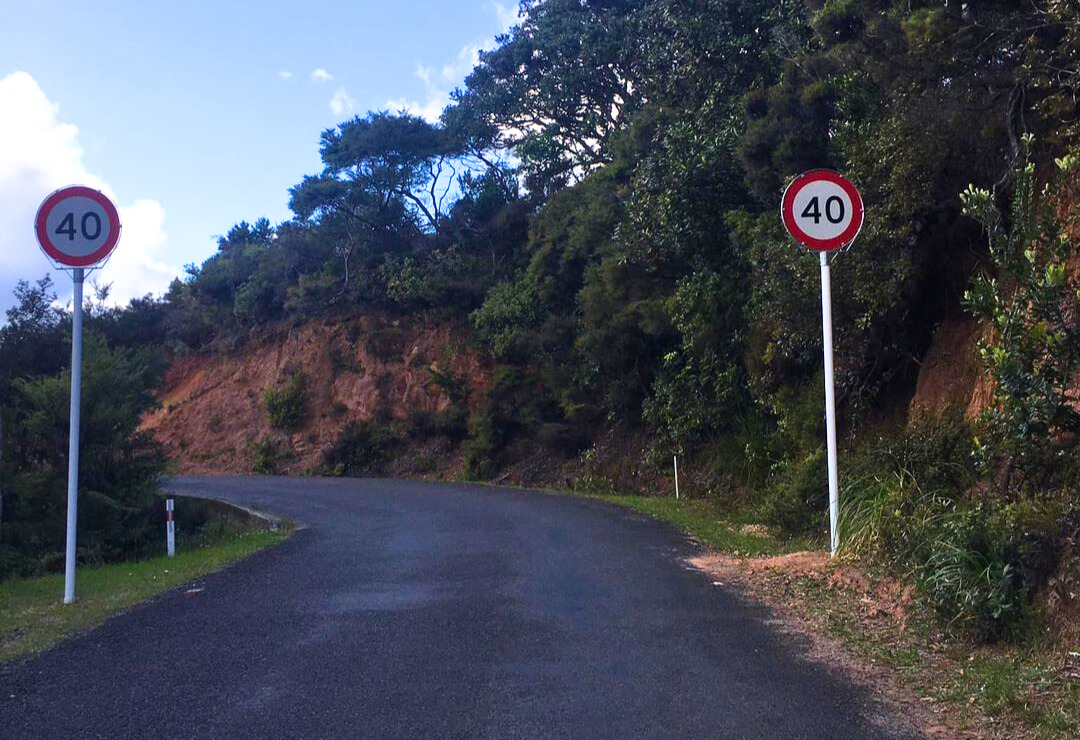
[35,185,122,268]
[781,170,863,252]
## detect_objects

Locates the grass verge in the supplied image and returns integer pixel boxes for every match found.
[594,494,815,556]
[0,528,288,663]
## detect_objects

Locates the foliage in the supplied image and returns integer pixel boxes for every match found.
[962,141,1080,496]
[448,0,644,195]
[320,420,403,476]
[759,449,827,536]
[252,438,282,475]
[839,416,1069,641]
[0,284,167,578]
[263,371,309,432]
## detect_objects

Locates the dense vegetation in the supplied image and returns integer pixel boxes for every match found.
[3,1,1078,639]
[0,278,169,578]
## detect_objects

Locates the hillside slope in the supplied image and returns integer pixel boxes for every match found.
[142,315,489,477]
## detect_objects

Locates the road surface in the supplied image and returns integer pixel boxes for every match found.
[2,476,921,739]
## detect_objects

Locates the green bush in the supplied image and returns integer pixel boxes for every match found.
[253,438,281,475]
[0,330,167,580]
[918,507,1029,642]
[263,371,309,431]
[760,449,827,536]
[962,142,1080,497]
[839,415,977,564]
[321,421,402,476]
[463,402,499,480]
[838,417,1068,642]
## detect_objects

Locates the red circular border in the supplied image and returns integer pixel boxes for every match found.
[781,169,864,252]
[34,185,122,267]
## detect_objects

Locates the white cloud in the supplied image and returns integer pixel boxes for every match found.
[311,68,333,83]
[278,70,294,80]
[385,96,446,124]
[329,87,357,116]
[442,43,485,84]
[0,71,180,313]
[387,43,489,123]
[490,1,519,31]
[387,1,518,125]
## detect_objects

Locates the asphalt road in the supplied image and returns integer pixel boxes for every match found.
[2,476,921,739]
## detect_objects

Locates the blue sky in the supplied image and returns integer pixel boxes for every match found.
[0,1,518,311]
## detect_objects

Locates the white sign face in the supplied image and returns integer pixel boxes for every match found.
[780,170,864,252]
[35,186,122,268]
[43,196,112,257]
[789,180,854,242]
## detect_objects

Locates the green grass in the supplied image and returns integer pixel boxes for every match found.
[0,529,288,663]
[595,494,815,556]
[936,651,1080,737]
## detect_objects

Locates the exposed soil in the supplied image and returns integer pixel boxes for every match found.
[909,318,988,422]
[142,315,490,476]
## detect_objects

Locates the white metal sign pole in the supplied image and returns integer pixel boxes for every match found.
[819,253,840,557]
[63,267,84,604]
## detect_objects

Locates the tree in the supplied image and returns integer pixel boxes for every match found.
[448,0,646,196]
[290,111,463,234]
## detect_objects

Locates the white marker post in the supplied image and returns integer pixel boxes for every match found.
[35,186,122,603]
[166,499,176,557]
[673,455,680,500]
[780,170,863,557]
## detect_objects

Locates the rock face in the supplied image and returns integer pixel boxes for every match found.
[141,315,489,476]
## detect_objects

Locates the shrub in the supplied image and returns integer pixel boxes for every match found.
[760,449,827,535]
[434,405,469,440]
[962,140,1080,497]
[918,507,1028,642]
[263,371,309,431]
[253,438,281,475]
[321,421,402,476]
[463,403,499,480]
[840,415,977,564]
[838,417,1069,642]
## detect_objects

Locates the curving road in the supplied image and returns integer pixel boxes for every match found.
[2,476,921,739]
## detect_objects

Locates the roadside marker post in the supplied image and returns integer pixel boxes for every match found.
[780,170,863,557]
[673,455,680,500]
[166,499,176,557]
[34,186,122,603]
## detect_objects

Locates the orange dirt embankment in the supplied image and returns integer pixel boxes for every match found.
[908,318,989,421]
[910,254,1080,423]
[141,315,490,475]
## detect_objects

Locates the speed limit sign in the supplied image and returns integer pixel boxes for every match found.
[781,169,863,251]
[779,168,865,558]
[35,185,122,268]
[33,184,123,605]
